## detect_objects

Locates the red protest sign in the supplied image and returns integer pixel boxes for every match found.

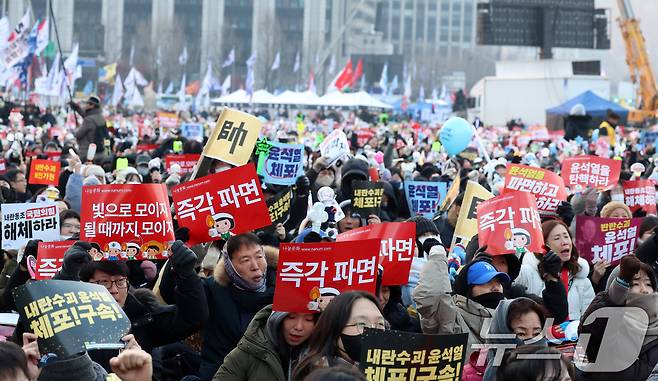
[337,222,416,286]
[356,127,375,147]
[477,191,544,255]
[561,156,621,191]
[80,184,175,260]
[157,111,179,129]
[165,154,201,174]
[623,180,657,214]
[575,216,641,266]
[35,241,74,280]
[171,164,270,246]
[0,158,6,174]
[45,151,61,162]
[28,159,61,186]
[135,144,159,153]
[503,164,567,214]
[273,240,380,313]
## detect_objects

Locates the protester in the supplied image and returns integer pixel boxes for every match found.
[0,341,30,381]
[378,285,421,332]
[432,192,464,245]
[496,345,575,381]
[59,209,80,239]
[69,96,108,159]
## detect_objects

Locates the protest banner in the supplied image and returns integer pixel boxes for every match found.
[267,187,293,226]
[575,216,641,266]
[12,280,131,357]
[261,141,305,186]
[503,163,567,214]
[356,126,375,147]
[352,180,384,217]
[165,154,201,174]
[319,129,349,166]
[477,191,544,255]
[405,181,448,219]
[202,108,263,166]
[1,202,59,250]
[36,241,74,280]
[623,180,657,215]
[337,222,416,286]
[157,111,179,129]
[80,184,175,260]
[439,179,460,213]
[561,156,621,191]
[172,164,270,246]
[180,122,204,142]
[641,130,658,146]
[274,240,380,313]
[28,159,61,186]
[450,181,494,254]
[360,329,468,381]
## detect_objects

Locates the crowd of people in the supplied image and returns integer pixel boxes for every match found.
[0,94,657,381]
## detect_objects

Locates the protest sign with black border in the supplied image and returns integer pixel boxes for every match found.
[352,180,384,217]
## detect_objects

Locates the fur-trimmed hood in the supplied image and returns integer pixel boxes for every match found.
[213,245,279,287]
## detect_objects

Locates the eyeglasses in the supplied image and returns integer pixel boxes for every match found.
[344,321,387,334]
[61,223,80,230]
[93,278,128,289]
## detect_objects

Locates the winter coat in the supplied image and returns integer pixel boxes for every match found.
[515,253,594,320]
[432,214,455,248]
[0,255,16,310]
[199,247,278,380]
[214,305,304,381]
[383,285,421,332]
[73,106,106,159]
[564,114,593,141]
[336,158,369,202]
[64,173,83,212]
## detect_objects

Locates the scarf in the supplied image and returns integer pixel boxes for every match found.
[222,250,266,293]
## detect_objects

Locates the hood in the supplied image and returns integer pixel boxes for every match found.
[339,158,369,199]
[381,181,400,211]
[214,245,279,286]
[266,309,290,353]
[487,299,515,344]
[237,305,282,358]
[384,285,403,308]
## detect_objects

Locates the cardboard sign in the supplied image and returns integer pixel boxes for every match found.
[575,216,641,266]
[623,180,657,215]
[180,122,204,142]
[172,164,270,246]
[319,129,349,166]
[404,181,448,219]
[273,240,380,313]
[352,180,384,217]
[12,280,131,357]
[262,142,305,186]
[1,203,60,250]
[503,164,567,214]
[337,222,416,286]
[36,241,74,280]
[28,159,61,186]
[360,329,468,381]
[439,179,460,213]
[477,191,544,256]
[203,108,263,166]
[157,111,179,129]
[165,154,201,174]
[80,184,175,260]
[450,181,494,254]
[561,156,621,191]
[267,188,293,226]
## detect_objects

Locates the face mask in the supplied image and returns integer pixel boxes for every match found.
[471,292,505,309]
[60,235,72,241]
[316,174,334,187]
[137,167,149,177]
[389,181,402,190]
[340,333,363,363]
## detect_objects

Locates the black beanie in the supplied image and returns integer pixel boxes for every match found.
[406,216,439,237]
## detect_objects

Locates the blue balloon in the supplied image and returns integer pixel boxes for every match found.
[439,117,475,156]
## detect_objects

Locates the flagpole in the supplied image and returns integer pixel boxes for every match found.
[48,0,76,126]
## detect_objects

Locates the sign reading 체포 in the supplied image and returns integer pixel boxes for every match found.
[262,141,305,186]
[575,216,641,266]
[352,180,384,217]
[404,181,448,219]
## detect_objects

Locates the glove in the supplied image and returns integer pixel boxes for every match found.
[169,240,197,276]
[174,227,190,243]
[539,251,562,280]
[556,201,575,226]
[422,238,442,257]
[295,175,311,195]
[583,187,598,216]
[619,255,643,283]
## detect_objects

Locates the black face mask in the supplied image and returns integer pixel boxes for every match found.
[471,292,505,309]
[340,333,363,363]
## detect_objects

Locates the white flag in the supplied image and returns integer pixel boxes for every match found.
[221,75,231,96]
[35,19,48,55]
[245,66,254,99]
[112,73,124,107]
[389,75,398,95]
[157,81,163,95]
[328,54,336,74]
[293,51,300,73]
[404,75,411,98]
[129,87,144,108]
[165,81,174,94]
[246,51,256,67]
[178,46,188,65]
[378,63,388,94]
[431,88,438,102]
[439,84,448,101]
[3,10,31,68]
[222,48,235,68]
[271,51,280,71]
[178,73,186,105]
[63,43,78,77]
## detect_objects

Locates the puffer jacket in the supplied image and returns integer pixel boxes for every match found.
[73,106,106,159]
[515,253,594,320]
[336,158,369,202]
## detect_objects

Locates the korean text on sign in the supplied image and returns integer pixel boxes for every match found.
[36,242,74,280]
[29,159,61,186]
[203,108,263,166]
[262,142,305,186]
[503,164,566,214]
[267,188,293,225]
[575,216,641,266]
[404,181,448,219]
[561,156,621,192]
[623,180,657,215]
[352,181,385,217]
[2,203,60,250]
[165,154,201,174]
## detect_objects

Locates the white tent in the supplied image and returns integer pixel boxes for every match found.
[213,89,249,104]
[252,89,277,104]
[317,91,392,109]
[273,90,321,106]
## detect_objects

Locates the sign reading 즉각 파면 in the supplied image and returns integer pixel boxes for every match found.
[1,202,60,250]
[203,108,263,166]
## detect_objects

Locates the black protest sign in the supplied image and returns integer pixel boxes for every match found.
[13,280,130,357]
[267,187,293,226]
[352,180,384,217]
[359,328,468,380]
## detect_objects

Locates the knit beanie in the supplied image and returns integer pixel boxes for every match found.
[600,201,632,218]
[38,353,107,381]
[406,215,439,237]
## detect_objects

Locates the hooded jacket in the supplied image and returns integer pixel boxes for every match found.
[337,158,369,202]
[214,305,307,381]
[383,285,421,332]
[73,106,106,159]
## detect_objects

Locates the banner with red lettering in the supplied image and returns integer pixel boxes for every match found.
[80,184,175,260]
[337,222,415,286]
[35,241,74,280]
[28,159,61,186]
[503,164,567,214]
[561,156,621,192]
[575,216,641,266]
[274,240,380,313]
[165,154,201,174]
[172,164,270,246]
[623,180,657,214]
[477,191,544,255]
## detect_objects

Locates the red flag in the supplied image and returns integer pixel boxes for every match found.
[334,58,354,91]
[351,58,363,88]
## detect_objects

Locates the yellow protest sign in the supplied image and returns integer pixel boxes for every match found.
[203,108,263,166]
[450,181,493,253]
[439,177,461,213]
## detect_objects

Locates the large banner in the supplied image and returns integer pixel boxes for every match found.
[477,191,544,255]
[165,154,201,174]
[337,222,416,286]
[261,141,305,185]
[404,181,447,219]
[561,156,621,192]
[273,240,380,313]
[202,108,263,166]
[623,180,657,215]
[503,164,567,214]
[172,164,271,245]
[575,216,641,266]
[2,202,60,250]
[450,181,494,254]
[80,184,175,260]
[36,241,74,280]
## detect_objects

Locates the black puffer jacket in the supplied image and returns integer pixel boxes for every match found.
[337,158,369,202]
[383,285,421,332]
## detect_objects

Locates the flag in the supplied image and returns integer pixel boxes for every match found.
[221,75,231,96]
[308,70,316,94]
[16,19,39,88]
[333,58,353,91]
[439,84,448,102]
[63,43,78,79]
[0,17,9,50]
[3,10,31,68]
[46,51,59,93]
[165,81,173,94]
[98,63,116,83]
[155,46,162,67]
[389,75,398,95]
[378,63,388,94]
[178,73,186,105]
[419,85,425,101]
[129,42,135,66]
[35,19,48,55]
[112,73,123,106]
[328,54,336,74]
[222,48,235,68]
[157,81,162,95]
[360,73,366,90]
[129,87,143,108]
[431,88,438,102]
[195,60,212,111]
[293,51,300,73]
[246,51,256,67]
[404,74,411,98]
[351,58,363,88]
[271,51,280,71]
[246,66,254,99]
